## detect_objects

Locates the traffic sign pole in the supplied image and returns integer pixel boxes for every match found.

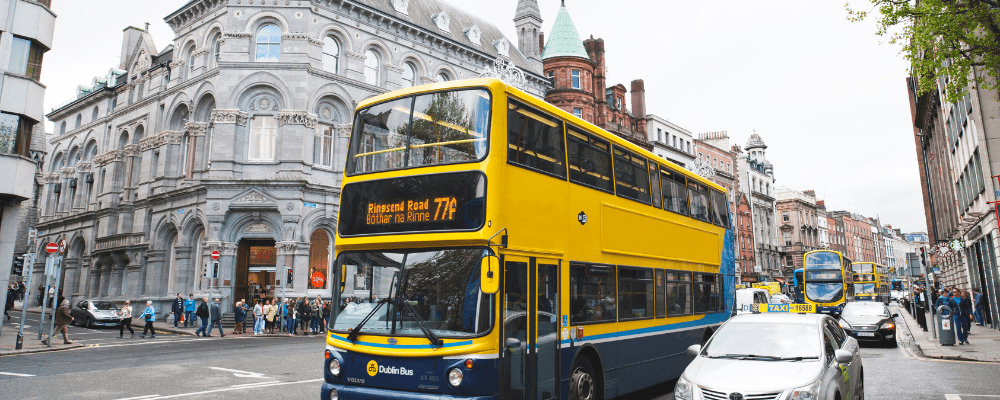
[15,253,35,349]
[37,256,53,340]
[45,257,63,347]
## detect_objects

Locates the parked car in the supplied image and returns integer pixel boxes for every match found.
[70,300,123,328]
[678,313,863,400]
[770,294,793,304]
[839,301,898,347]
[736,288,770,314]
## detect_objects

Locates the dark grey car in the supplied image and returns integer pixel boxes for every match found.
[70,300,122,328]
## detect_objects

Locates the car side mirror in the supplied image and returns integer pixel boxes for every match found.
[891,313,899,318]
[834,349,853,364]
[687,344,702,357]
[504,337,521,349]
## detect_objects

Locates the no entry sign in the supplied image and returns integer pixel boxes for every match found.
[211,250,221,260]
[45,243,59,254]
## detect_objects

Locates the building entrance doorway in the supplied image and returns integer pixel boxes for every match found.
[236,239,277,304]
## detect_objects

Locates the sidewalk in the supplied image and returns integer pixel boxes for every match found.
[893,303,1000,362]
[0,304,86,356]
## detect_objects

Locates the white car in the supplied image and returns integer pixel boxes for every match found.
[736,288,770,314]
[677,313,863,400]
[770,294,793,304]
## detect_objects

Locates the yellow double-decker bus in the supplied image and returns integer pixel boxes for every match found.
[322,78,735,400]
[851,262,889,304]
[802,250,854,316]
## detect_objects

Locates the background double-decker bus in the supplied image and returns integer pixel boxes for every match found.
[890,279,906,302]
[792,268,804,303]
[323,78,735,400]
[852,262,889,304]
[802,250,854,315]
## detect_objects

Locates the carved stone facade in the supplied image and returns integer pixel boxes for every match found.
[34,0,549,314]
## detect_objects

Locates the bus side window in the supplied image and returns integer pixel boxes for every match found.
[569,263,617,324]
[665,271,692,316]
[693,273,717,313]
[506,100,566,178]
[618,267,654,320]
[655,269,665,318]
[661,168,688,216]
[709,189,729,228]
[649,163,662,208]
[613,146,651,204]
[566,126,613,193]
[688,182,710,222]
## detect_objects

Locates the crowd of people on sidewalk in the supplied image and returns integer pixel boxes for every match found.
[904,283,989,345]
[245,295,331,336]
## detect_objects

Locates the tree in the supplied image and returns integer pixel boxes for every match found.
[847,0,1000,102]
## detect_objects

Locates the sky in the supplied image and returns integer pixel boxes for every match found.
[39,0,926,233]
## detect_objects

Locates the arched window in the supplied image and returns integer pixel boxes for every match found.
[436,72,450,82]
[255,24,281,62]
[308,230,332,289]
[92,106,99,121]
[402,62,415,88]
[188,46,196,74]
[363,50,380,86]
[60,121,66,135]
[211,33,221,66]
[248,115,276,161]
[75,114,82,129]
[322,37,340,73]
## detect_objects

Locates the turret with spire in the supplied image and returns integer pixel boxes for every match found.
[514,0,543,72]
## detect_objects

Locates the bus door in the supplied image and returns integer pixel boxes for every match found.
[502,256,561,400]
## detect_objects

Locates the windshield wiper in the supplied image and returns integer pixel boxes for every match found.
[711,354,792,361]
[397,297,443,346]
[346,298,391,343]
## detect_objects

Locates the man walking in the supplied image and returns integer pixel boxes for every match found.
[171,293,184,328]
[973,288,985,327]
[42,299,74,345]
[208,298,225,337]
[137,300,156,339]
[914,287,928,331]
[184,294,196,328]
[195,297,210,337]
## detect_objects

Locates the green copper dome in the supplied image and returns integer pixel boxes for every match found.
[541,3,589,60]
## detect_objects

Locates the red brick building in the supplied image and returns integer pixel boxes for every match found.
[540,2,649,149]
[735,192,757,283]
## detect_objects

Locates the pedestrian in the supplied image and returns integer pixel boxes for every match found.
[184,294,196,328]
[118,300,135,338]
[959,290,973,338]
[253,299,264,335]
[233,300,246,334]
[41,299,74,345]
[914,287,928,331]
[137,300,156,338]
[209,298,225,337]
[299,298,311,334]
[195,297,210,337]
[312,296,323,334]
[269,299,280,334]
[171,293,184,328]
[287,300,298,335]
[4,283,15,320]
[973,288,986,327]
[947,289,968,345]
[323,300,331,333]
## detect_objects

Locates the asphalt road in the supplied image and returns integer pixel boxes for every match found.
[0,305,998,400]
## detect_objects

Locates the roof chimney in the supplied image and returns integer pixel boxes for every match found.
[630,79,646,119]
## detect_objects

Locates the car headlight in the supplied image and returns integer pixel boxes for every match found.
[879,321,895,330]
[329,358,341,377]
[790,380,820,400]
[673,375,693,400]
[447,367,463,387]
[839,319,852,330]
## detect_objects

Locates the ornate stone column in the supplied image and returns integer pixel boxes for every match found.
[334,124,352,174]
[276,241,299,290]
[74,162,92,212]
[184,121,208,177]
[275,112,317,176]
[143,249,166,297]
[172,246,193,295]
[208,110,247,179]
[345,50,367,84]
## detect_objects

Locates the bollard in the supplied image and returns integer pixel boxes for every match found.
[937,305,956,346]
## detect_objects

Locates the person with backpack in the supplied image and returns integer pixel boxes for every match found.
[137,300,156,339]
[194,297,210,337]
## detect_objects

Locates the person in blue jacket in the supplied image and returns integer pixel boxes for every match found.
[137,300,156,338]
[184,294,196,328]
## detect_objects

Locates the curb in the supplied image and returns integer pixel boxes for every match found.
[894,305,999,363]
[0,342,87,356]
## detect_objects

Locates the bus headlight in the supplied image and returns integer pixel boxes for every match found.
[447,368,464,387]
[673,375,692,400]
[329,359,341,377]
[329,388,338,400]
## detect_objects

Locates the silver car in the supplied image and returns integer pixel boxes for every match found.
[676,313,863,400]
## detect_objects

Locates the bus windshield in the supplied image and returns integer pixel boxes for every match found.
[806,282,844,303]
[346,89,492,175]
[853,264,874,274]
[332,248,494,338]
[854,283,876,294]
[804,251,841,268]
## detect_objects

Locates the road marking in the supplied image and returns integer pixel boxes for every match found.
[229,381,280,388]
[118,378,323,399]
[210,366,269,379]
[0,371,36,377]
[76,338,210,349]
[945,395,962,400]
[115,395,162,400]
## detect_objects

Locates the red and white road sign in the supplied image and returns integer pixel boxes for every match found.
[45,243,59,254]
[211,250,221,260]
[58,238,67,254]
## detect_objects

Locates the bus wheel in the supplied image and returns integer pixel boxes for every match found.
[570,357,601,400]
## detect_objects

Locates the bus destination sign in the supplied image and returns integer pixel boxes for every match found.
[340,171,486,236]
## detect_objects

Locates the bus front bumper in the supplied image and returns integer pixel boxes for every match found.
[321,382,496,400]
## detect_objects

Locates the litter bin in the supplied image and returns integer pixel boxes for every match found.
[937,305,956,346]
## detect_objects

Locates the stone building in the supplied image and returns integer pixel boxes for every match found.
[646,114,694,168]
[1,0,55,302]
[33,0,548,312]
[539,1,649,149]
[774,188,820,280]
[736,133,780,280]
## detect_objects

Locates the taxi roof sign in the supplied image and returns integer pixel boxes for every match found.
[751,303,816,314]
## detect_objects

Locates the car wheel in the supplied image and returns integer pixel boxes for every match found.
[85,317,93,329]
[569,357,601,400]
[858,372,865,400]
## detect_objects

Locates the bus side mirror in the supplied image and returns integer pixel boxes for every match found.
[481,255,500,294]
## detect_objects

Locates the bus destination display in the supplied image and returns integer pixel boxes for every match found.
[340,171,486,236]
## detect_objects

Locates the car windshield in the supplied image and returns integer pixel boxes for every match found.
[843,305,888,317]
[331,248,494,338]
[92,301,118,310]
[703,321,821,359]
[346,89,492,175]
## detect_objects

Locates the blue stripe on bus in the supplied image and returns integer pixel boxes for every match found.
[328,334,474,349]
[560,312,728,345]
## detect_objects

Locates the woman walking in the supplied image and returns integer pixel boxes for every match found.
[311,296,323,334]
[137,300,156,338]
[118,300,134,338]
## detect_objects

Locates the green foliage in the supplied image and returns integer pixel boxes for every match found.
[847,0,1000,102]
